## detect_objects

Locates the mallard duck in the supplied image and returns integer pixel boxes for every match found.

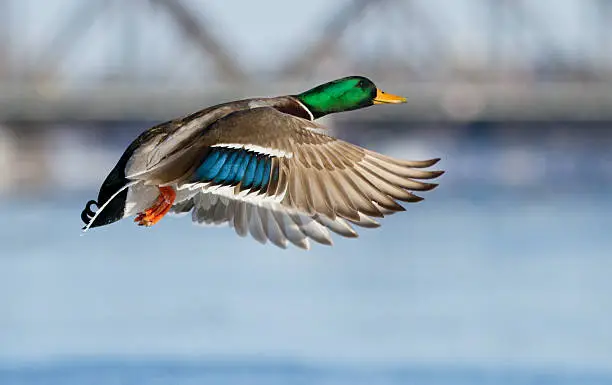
[81,76,443,249]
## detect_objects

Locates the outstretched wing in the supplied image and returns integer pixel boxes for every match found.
[172,107,443,248]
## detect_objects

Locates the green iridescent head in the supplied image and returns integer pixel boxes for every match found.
[295,76,407,119]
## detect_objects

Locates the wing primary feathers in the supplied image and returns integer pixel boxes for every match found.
[356,162,425,202]
[335,170,383,218]
[363,158,438,191]
[345,167,406,213]
[335,142,364,163]
[346,213,381,229]
[324,173,362,222]
[365,152,441,168]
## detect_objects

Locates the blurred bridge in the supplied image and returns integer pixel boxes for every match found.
[1,0,612,196]
[0,0,611,124]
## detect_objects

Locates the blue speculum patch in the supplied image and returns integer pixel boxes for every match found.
[193,147,275,190]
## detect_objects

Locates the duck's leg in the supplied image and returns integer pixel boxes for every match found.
[134,186,176,227]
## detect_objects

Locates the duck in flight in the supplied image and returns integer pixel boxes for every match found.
[81,76,444,249]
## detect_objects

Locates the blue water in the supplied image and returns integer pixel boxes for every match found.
[1,193,612,384]
[1,361,612,385]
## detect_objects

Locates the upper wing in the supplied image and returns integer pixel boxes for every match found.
[168,107,443,247]
[186,107,443,217]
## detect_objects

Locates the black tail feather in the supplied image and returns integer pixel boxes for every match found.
[81,200,99,228]
[81,167,130,231]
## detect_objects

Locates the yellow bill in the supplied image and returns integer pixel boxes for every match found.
[374,89,407,104]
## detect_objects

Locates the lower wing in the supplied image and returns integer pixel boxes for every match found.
[170,188,385,250]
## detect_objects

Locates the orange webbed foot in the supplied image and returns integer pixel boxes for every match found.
[134,186,176,227]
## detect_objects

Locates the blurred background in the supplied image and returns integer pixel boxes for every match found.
[1,0,612,384]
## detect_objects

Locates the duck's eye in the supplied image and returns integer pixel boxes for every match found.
[357,80,365,88]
